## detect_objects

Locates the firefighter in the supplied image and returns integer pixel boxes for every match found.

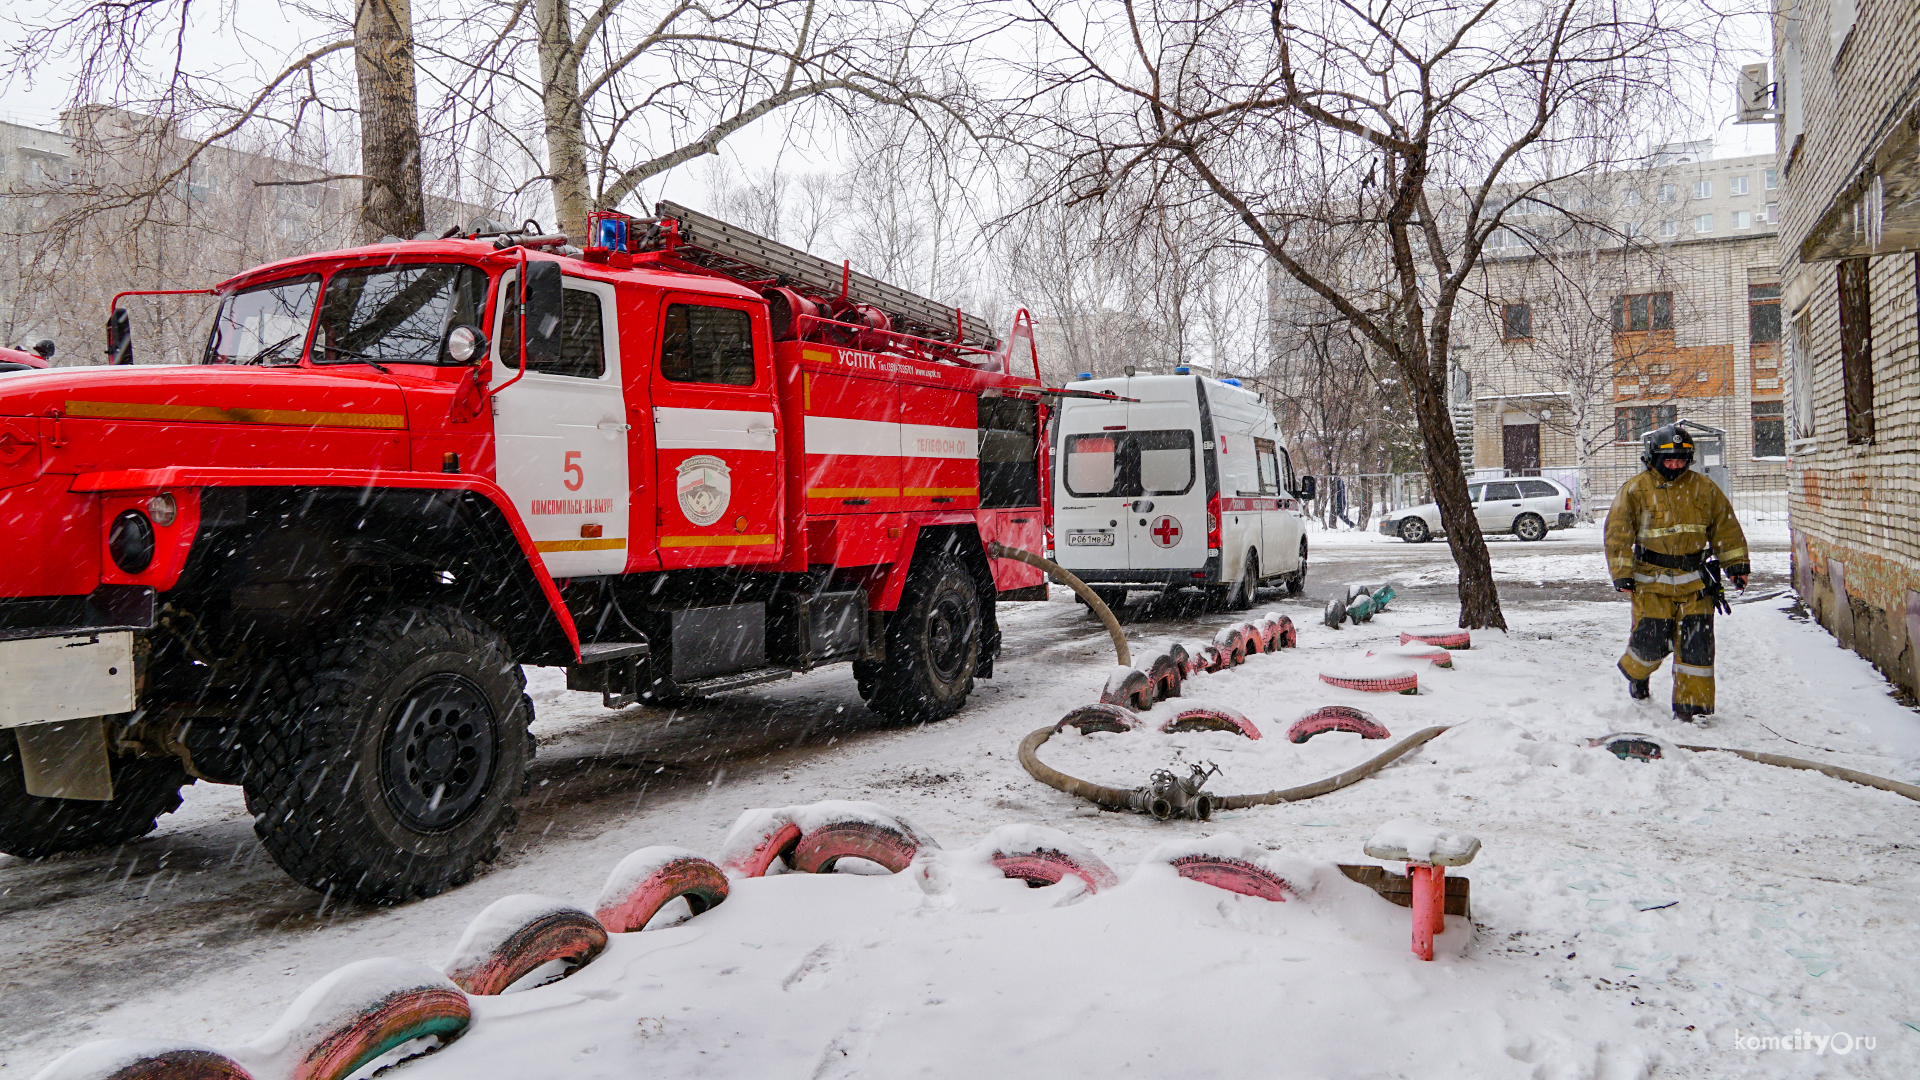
[1605,424,1750,720]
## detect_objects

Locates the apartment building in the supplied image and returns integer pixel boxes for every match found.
[1451,149,1787,509]
[1773,0,1920,693]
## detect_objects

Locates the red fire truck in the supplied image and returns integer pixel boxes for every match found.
[0,203,1049,901]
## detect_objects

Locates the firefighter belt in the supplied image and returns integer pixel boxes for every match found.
[1618,588,1716,710]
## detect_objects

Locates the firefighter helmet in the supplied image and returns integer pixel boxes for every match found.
[1641,424,1695,479]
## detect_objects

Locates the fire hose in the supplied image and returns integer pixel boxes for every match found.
[988,543,1129,667]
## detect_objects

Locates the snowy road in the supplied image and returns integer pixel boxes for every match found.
[13,523,1920,1078]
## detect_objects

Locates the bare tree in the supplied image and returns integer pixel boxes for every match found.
[1004,0,1720,628]
[354,0,427,239]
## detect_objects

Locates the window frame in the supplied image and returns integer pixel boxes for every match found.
[1730,176,1750,196]
[498,281,610,379]
[1061,429,1198,498]
[1501,301,1532,341]
[659,301,760,387]
[1612,291,1674,333]
[1838,256,1874,444]
[1615,404,1678,443]
[1253,437,1281,495]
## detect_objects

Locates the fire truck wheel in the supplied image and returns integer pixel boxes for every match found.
[871,554,980,724]
[853,659,880,702]
[244,607,532,904]
[0,731,190,859]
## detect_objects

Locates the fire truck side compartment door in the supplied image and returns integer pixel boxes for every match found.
[651,296,783,567]
[491,274,631,578]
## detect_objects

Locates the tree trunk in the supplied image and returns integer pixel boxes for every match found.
[536,0,592,239]
[1404,365,1507,630]
[354,0,425,242]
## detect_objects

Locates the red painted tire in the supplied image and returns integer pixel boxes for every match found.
[1163,642,1193,679]
[720,819,802,879]
[1273,615,1297,648]
[1101,667,1156,712]
[1169,855,1293,901]
[1368,643,1453,668]
[271,960,471,1080]
[1318,665,1420,694]
[791,817,930,874]
[1196,644,1227,673]
[1211,627,1248,666]
[988,841,1120,893]
[1287,706,1392,743]
[595,848,730,932]
[1160,705,1262,739]
[444,896,608,994]
[1053,703,1140,735]
[1401,628,1471,649]
[32,1041,254,1080]
[1146,653,1184,701]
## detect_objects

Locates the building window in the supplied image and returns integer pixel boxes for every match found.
[1659,219,1677,237]
[1694,180,1713,199]
[1732,210,1752,229]
[1765,168,1778,190]
[1837,256,1874,443]
[1623,189,1641,206]
[1730,176,1750,196]
[1749,284,1781,342]
[1621,221,1642,238]
[1752,401,1785,457]
[1658,184,1676,203]
[1616,404,1678,442]
[1502,302,1532,340]
[1762,202,1778,223]
[1694,214,1714,233]
[1613,292,1674,332]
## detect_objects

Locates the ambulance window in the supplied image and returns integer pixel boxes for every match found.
[501,287,606,378]
[662,304,756,385]
[1254,438,1280,495]
[1136,431,1195,494]
[314,263,486,365]
[1064,434,1118,495]
[1065,430,1194,497]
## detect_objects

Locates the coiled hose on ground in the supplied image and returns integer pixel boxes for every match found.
[991,544,1920,811]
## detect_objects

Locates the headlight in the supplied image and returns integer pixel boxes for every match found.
[109,510,156,573]
[147,492,178,526]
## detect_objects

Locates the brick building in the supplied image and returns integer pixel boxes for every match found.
[1773,0,1920,693]
[1450,150,1789,513]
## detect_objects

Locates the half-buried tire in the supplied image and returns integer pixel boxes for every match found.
[594,847,730,932]
[1168,855,1293,901]
[1287,706,1392,743]
[1160,705,1262,739]
[29,1041,255,1080]
[443,895,608,994]
[1318,664,1420,694]
[1401,627,1472,649]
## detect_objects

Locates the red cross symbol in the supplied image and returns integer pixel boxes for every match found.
[1150,515,1182,548]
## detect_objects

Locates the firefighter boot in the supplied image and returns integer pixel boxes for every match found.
[1618,661,1650,701]
[1670,609,1717,719]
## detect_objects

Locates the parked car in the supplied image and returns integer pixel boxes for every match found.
[1378,476,1576,542]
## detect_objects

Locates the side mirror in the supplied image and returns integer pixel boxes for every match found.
[446,324,488,364]
[520,260,563,369]
[32,339,54,360]
[105,308,133,365]
[1296,475,1317,500]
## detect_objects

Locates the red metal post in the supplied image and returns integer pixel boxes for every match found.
[1409,863,1444,961]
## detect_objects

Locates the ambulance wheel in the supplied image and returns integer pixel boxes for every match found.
[244,606,532,904]
[1514,513,1547,542]
[0,731,189,859]
[1283,540,1307,597]
[1222,553,1257,612]
[1399,517,1431,543]
[870,554,980,724]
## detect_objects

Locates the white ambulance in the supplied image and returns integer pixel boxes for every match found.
[1050,372,1315,609]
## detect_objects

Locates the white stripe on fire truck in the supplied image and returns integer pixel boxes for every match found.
[803,416,978,459]
[652,407,778,451]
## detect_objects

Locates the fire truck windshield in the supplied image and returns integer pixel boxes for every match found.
[313,264,487,366]
[203,275,320,365]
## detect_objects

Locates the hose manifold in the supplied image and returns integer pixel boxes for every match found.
[1129,762,1220,821]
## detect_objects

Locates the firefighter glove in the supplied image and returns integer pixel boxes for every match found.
[1614,578,1635,593]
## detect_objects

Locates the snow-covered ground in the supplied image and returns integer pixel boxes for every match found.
[9,530,1920,1078]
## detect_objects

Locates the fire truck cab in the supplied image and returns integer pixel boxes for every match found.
[0,205,1046,902]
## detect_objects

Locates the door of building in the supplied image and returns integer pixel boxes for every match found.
[1502,424,1541,474]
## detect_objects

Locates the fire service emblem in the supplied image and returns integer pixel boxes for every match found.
[676,455,732,526]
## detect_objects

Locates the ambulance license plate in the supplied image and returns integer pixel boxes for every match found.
[1066,532,1114,547]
